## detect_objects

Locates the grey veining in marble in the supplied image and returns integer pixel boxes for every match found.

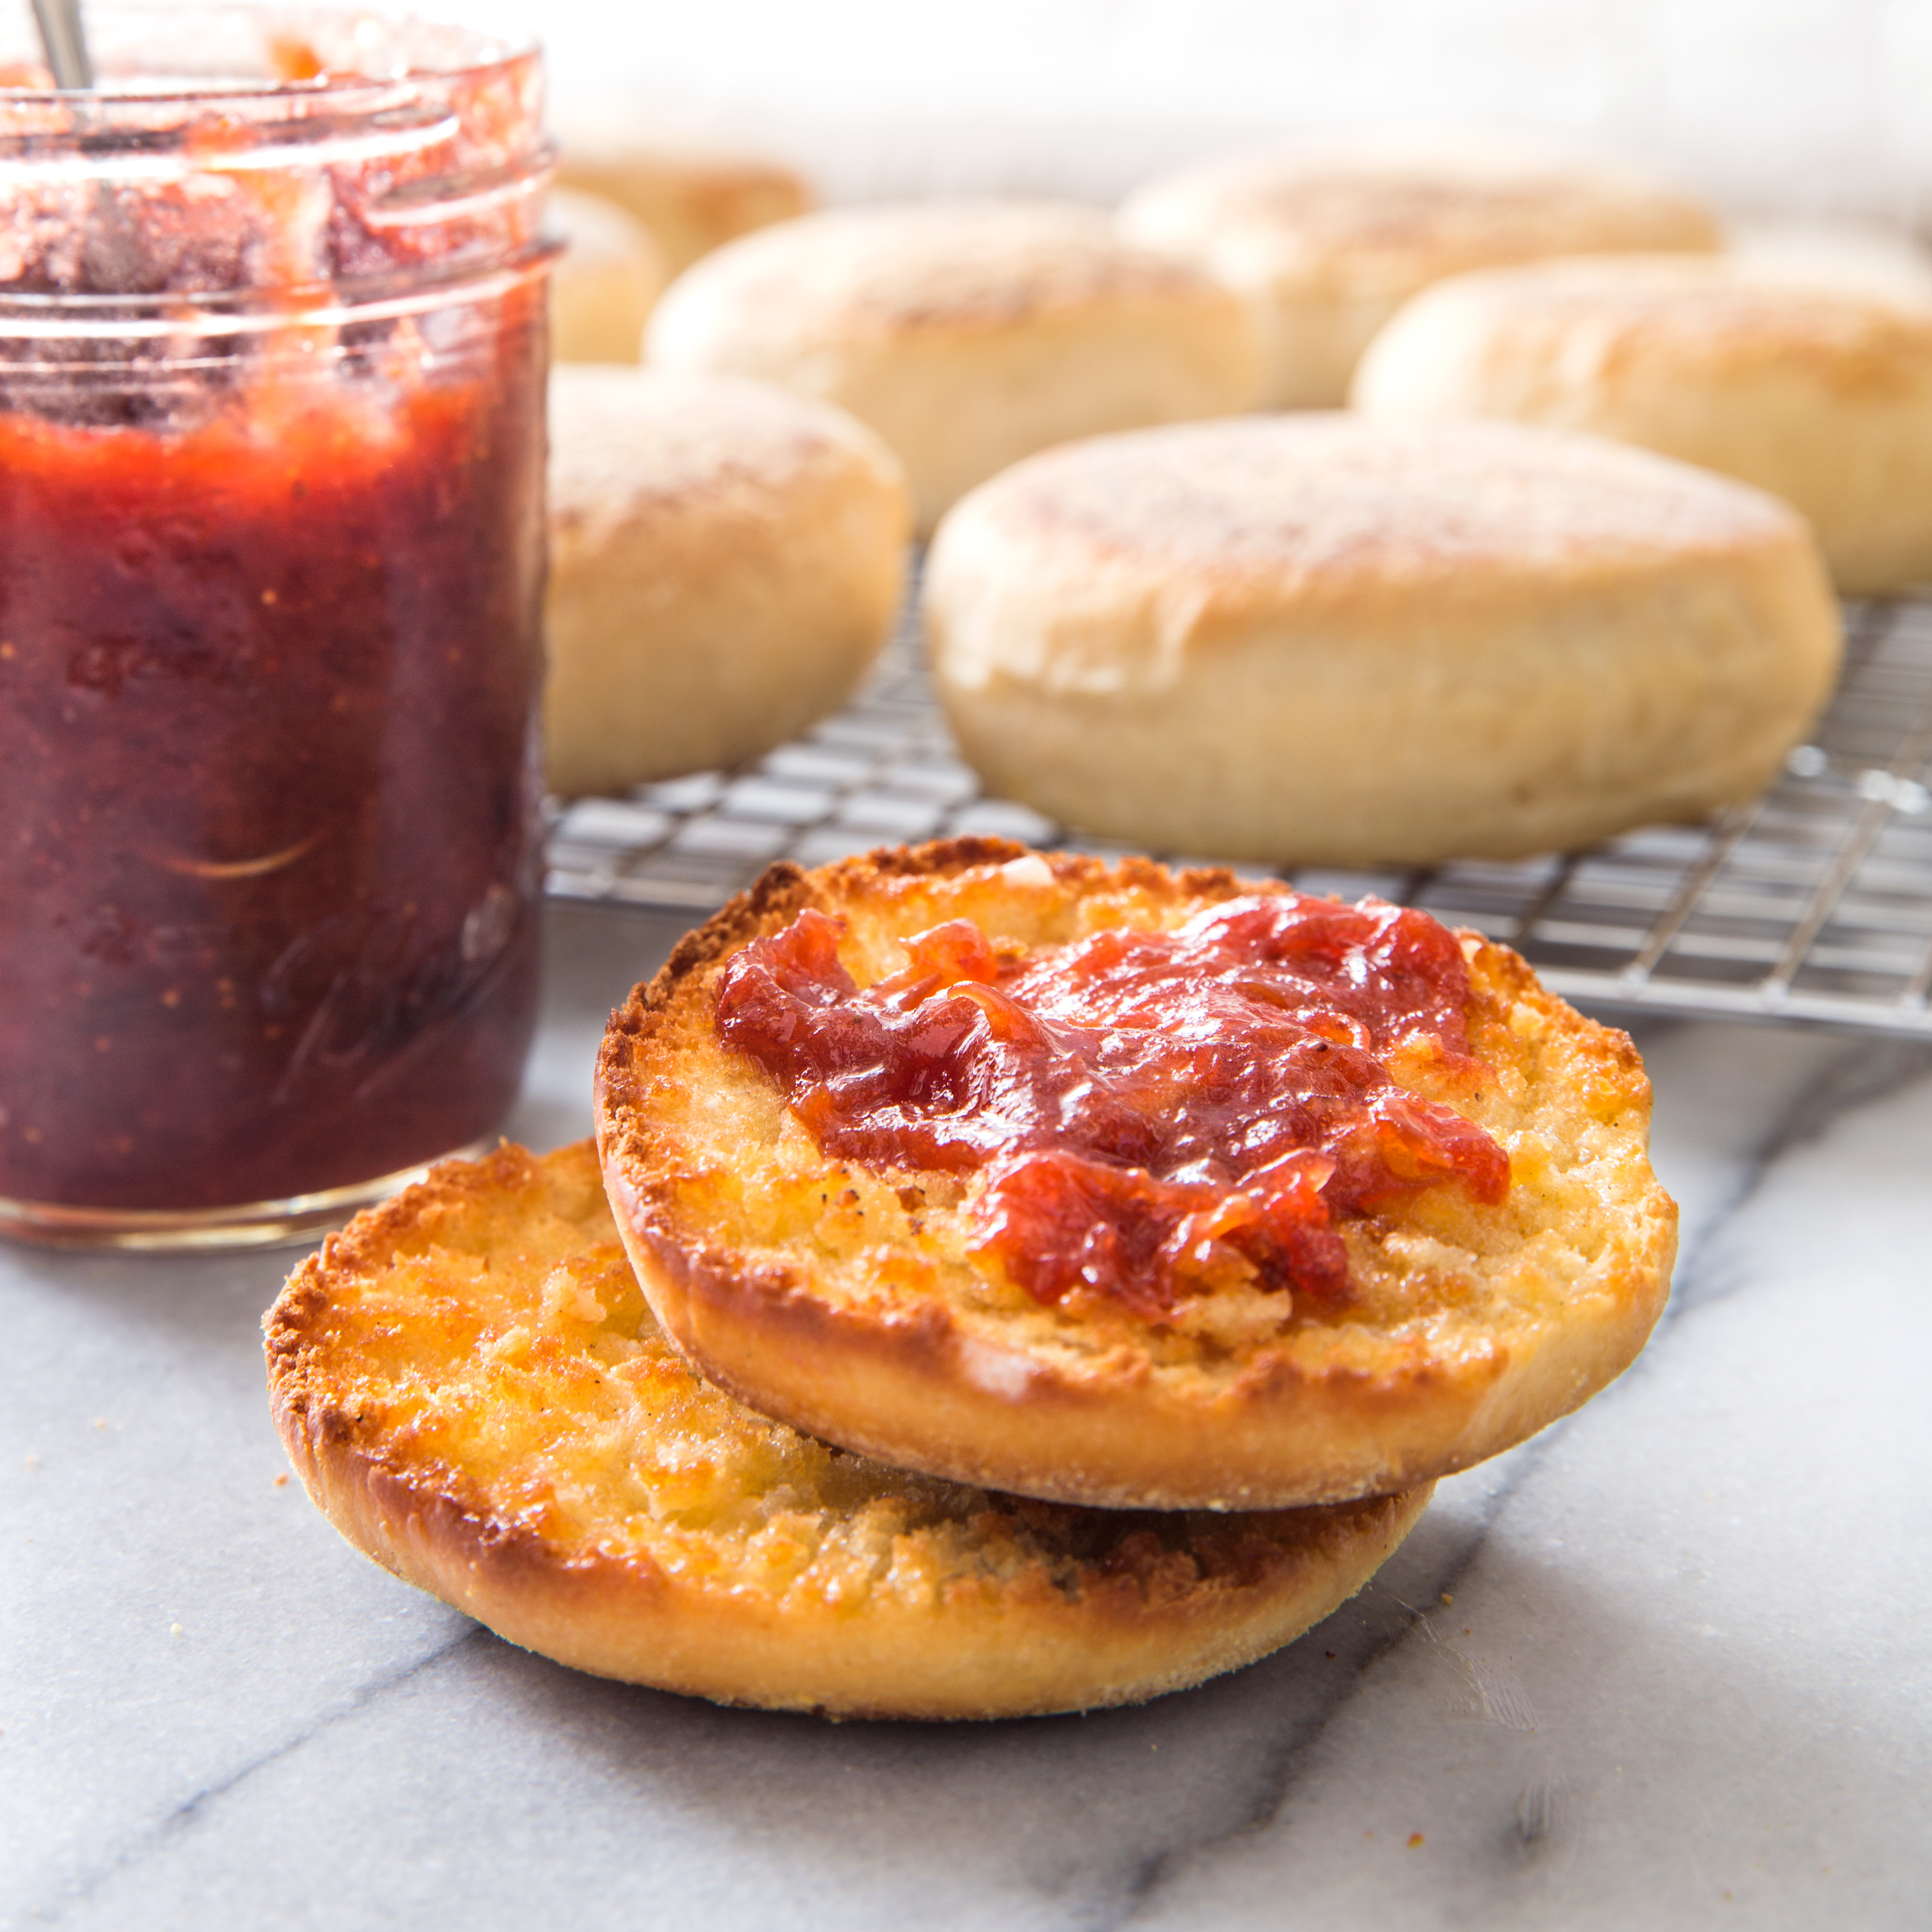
[5,903,1930,1929]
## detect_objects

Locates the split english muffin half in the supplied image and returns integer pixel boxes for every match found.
[595,841,1678,1513]
[264,1139,1428,1719]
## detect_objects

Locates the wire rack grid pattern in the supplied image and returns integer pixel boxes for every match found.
[545,594,1932,1038]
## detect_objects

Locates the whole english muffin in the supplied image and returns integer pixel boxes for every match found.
[1352,253,1932,594]
[924,415,1841,866]
[1730,222,1932,306]
[645,201,1265,530]
[544,366,910,797]
[263,1140,1430,1719]
[556,140,813,277]
[548,188,669,364]
[595,841,1679,1512]
[1119,133,1720,407]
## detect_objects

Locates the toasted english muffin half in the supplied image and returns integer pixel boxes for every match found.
[265,1140,1429,1720]
[595,841,1678,1511]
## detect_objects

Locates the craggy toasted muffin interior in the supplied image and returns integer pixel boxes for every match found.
[265,1140,1431,1720]
[597,841,1678,1511]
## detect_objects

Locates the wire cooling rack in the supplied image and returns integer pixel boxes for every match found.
[545,594,1932,1038]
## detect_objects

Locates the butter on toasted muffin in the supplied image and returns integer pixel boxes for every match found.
[595,841,1679,1513]
[265,1139,1430,1719]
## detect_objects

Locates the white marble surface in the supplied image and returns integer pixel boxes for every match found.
[5,900,1931,1929]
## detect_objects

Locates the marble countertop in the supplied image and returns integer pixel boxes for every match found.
[6,899,1930,1930]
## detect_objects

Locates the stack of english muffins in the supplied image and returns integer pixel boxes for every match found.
[268,129,1922,1718]
[267,840,1678,1720]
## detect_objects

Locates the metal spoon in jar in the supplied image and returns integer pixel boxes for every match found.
[31,0,93,88]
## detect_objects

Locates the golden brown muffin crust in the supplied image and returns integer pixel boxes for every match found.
[265,1140,1430,1719]
[596,842,1679,1511]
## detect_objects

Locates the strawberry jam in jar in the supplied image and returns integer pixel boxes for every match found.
[0,8,555,1245]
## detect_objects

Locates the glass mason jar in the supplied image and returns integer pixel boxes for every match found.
[0,7,555,1247]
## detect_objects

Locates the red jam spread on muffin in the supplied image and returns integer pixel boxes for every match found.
[714,891,1509,1318]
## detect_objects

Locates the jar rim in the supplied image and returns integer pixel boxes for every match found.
[1,6,552,309]
[1,5,539,108]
